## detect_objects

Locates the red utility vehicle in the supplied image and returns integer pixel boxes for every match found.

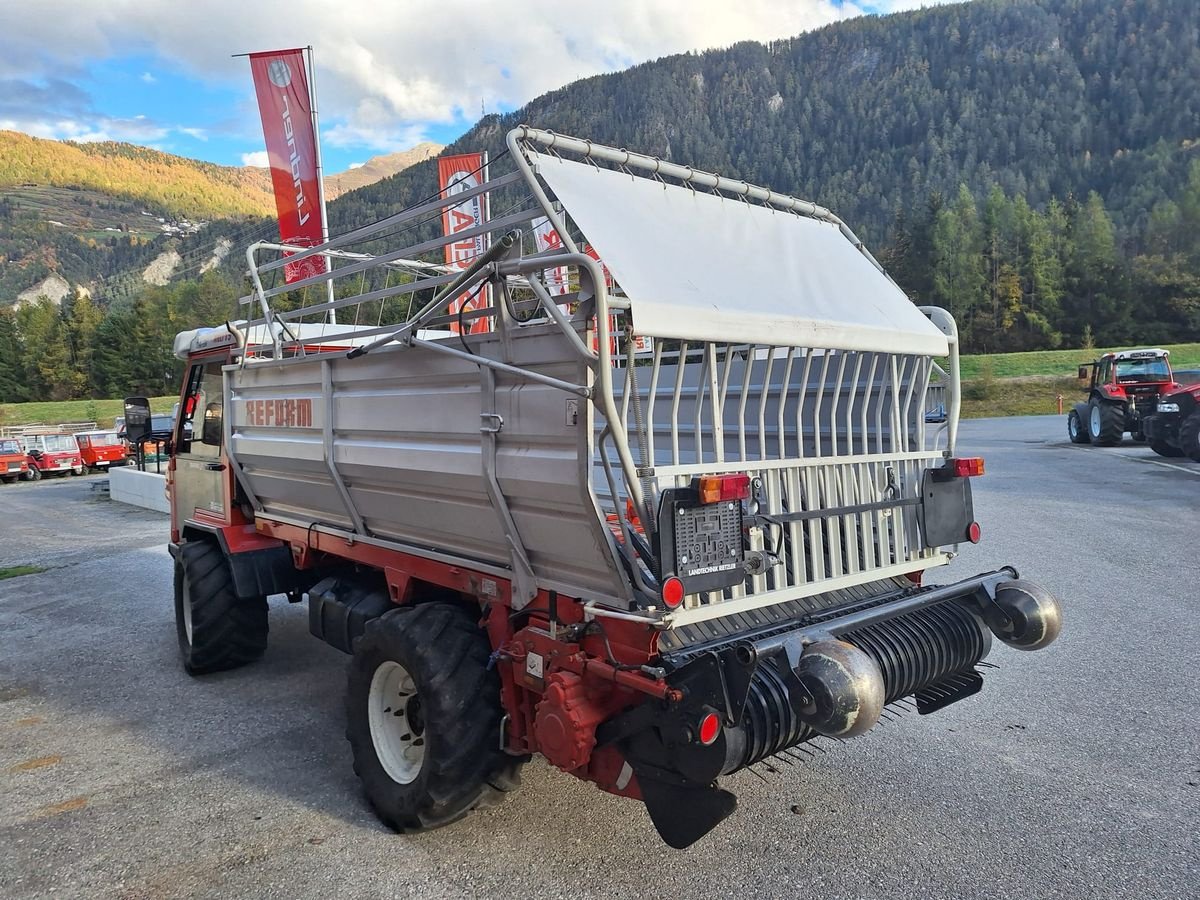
[166,129,1061,849]
[0,438,29,483]
[74,430,129,473]
[1067,349,1180,445]
[19,431,84,480]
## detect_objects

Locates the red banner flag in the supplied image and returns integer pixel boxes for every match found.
[532,216,569,297]
[249,48,327,283]
[438,152,489,333]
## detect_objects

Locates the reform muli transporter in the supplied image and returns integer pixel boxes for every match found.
[162,128,1062,848]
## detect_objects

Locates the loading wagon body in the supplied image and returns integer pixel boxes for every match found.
[166,128,1061,847]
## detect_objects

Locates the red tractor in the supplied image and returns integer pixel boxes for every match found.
[1067,349,1180,446]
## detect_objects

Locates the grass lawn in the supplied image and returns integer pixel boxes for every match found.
[0,396,177,430]
[961,376,1082,419]
[958,342,1200,380]
[0,565,47,580]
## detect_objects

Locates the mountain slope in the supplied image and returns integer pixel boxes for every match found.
[0,131,278,219]
[325,143,443,199]
[328,0,1200,245]
[0,132,437,304]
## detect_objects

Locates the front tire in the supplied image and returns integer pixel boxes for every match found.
[1150,440,1184,458]
[24,467,41,482]
[346,603,523,832]
[1178,411,1200,462]
[174,540,268,675]
[1088,400,1124,446]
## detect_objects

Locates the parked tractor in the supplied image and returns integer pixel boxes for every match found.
[165,128,1062,849]
[1141,380,1200,461]
[1067,349,1179,445]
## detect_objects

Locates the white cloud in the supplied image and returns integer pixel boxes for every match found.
[347,161,363,169]
[178,126,207,140]
[241,150,269,167]
[0,115,169,143]
[140,71,156,83]
[0,1,961,152]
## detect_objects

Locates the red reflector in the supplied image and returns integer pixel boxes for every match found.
[968,522,982,544]
[662,576,685,609]
[949,457,985,477]
[697,473,751,504]
[698,712,721,746]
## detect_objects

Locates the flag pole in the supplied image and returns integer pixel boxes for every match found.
[304,45,337,324]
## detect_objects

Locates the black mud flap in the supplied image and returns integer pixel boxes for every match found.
[918,469,975,548]
[637,770,738,850]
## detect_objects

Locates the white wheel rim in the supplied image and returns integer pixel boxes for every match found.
[1090,405,1101,435]
[1069,415,1077,438]
[369,660,426,784]
[182,579,194,645]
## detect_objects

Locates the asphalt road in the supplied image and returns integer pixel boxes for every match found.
[1,417,1197,899]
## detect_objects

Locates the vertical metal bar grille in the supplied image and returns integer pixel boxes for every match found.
[600,342,948,621]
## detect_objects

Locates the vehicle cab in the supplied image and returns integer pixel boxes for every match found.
[19,432,84,479]
[75,430,129,472]
[0,438,29,483]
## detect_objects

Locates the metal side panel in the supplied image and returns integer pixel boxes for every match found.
[227,331,631,605]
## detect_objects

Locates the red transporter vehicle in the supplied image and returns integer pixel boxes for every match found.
[166,129,1062,849]
[74,430,129,473]
[19,431,83,480]
[0,438,29,483]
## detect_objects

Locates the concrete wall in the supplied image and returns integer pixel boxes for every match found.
[109,466,170,514]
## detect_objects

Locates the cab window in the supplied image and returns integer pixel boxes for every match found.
[178,363,224,458]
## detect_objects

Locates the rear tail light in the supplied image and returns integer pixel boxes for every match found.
[947,457,985,477]
[697,711,721,746]
[697,473,750,504]
[967,522,982,543]
[661,576,685,609]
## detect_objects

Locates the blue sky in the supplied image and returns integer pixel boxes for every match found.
[0,1,947,174]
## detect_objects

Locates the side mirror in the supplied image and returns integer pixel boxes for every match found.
[1077,366,1088,380]
[124,397,152,444]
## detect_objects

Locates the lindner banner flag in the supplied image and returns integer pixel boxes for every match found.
[249,48,327,282]
[438,152,489,333]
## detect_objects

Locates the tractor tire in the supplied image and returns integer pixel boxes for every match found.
[1150,440,1184,458]
[346,602,524,833]
[174,539,268,676]
[1067,409,1089,444]
[1178,411,1200,462]
[1087,399,1124,446]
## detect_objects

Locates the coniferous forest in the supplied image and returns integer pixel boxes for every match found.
[2,0,1199,402]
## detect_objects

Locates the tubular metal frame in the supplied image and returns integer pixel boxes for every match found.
[227,126,963,628]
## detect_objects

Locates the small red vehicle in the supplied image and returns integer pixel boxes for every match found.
[1067,348,1180,445]
[74,430,129,473]
[19,431,84,480]
[0,438,29,483]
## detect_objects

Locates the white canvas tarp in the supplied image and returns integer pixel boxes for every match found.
[531,153,948,357]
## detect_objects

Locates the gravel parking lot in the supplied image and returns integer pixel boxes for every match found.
[1,416,1197,899]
